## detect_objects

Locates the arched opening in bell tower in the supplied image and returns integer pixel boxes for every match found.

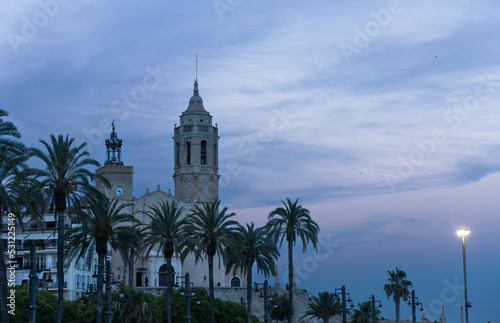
[201,140,207,164]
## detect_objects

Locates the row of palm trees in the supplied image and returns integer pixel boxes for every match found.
[301,267,412,323]
[137,197,319,323]
[0,110,321,323]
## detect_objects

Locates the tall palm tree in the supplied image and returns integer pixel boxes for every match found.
[184,200,239,323]
[66,190,139,323]
[0,109,28,323]
[384,267,412,323]
[141,200,188,323]
[267,197,320,323]
[30,134,105,323]
[225,222,280,323]
[351,301,380,323]
[300,291,347,323]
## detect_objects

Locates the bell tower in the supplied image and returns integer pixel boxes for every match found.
[96,122,133,201]
[173,79,219,203]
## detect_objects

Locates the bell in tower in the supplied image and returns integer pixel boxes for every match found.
[172,79,219,203]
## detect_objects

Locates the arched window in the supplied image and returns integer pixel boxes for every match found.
[231,276,241,287]
[175,142,180,166]
[214,144,217,166]
[201,140,207,164]
[186,141,191,165]
[158,264,174,287]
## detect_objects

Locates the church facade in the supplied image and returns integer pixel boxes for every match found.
[95,79,245,290]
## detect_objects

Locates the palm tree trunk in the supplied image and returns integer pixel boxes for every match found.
[56,208,65,323]
[166,256,173,323]
[288,240,293,323]
[0,238,9,323]
[208,254,215,323]
[246,263,253,323]
[128,251,134,287]
[96,252,105,323]
[395,298,400,323]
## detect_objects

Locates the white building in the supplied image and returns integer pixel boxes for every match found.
[95,79,246,290]
[1,212,105,300]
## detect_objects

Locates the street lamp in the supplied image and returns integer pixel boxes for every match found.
[254,280,272,323]
[176,273,196,323]
[334,285,354,323]
[27,243,37,323]
[105,260,112,323]
[46,269,54,288]
[369,295,382,323]
[406,290,423,323]
[457,228,471,323]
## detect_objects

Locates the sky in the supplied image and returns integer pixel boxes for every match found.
[2,0,500,321]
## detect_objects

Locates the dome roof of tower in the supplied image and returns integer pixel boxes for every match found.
[183,79,210,115]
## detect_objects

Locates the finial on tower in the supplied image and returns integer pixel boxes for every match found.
[193,78,199,96]
[193,54,199,96]
[112,120,115,132]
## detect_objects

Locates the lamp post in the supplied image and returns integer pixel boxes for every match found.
[406,290,423,323]
[334,285,354,323]
[254,280,272,323]
[176,273,197,323]
[28,242,37,323]
[457,228,470,323]
[105,260,112,323]
[369,295,382,323]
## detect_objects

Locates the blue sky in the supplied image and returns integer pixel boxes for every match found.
[2,0,500,321]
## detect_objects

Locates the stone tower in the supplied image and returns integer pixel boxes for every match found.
[96,122,134,201]
[172,79,219,203]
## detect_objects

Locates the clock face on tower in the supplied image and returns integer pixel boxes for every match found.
[114,186,125,197]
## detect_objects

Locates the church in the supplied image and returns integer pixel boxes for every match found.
[95,78,246,290]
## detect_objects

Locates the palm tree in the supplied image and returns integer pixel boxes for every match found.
[184,200,239,323]
[0,109,28,323]
[66,190,139,323]
[267,197,320,323]
[351,301,380,323]
[384,267,412,323]
[225,222,280,323]
[30,134,105,323]
[300,291,347,323]
[141,200,188,323]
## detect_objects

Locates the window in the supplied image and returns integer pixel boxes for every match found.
[201,141,207,165]
[175,142,180,167]
[214,144,217,166]
[186,142,191,165]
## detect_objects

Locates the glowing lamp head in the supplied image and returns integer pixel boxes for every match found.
[457,228,470,236]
